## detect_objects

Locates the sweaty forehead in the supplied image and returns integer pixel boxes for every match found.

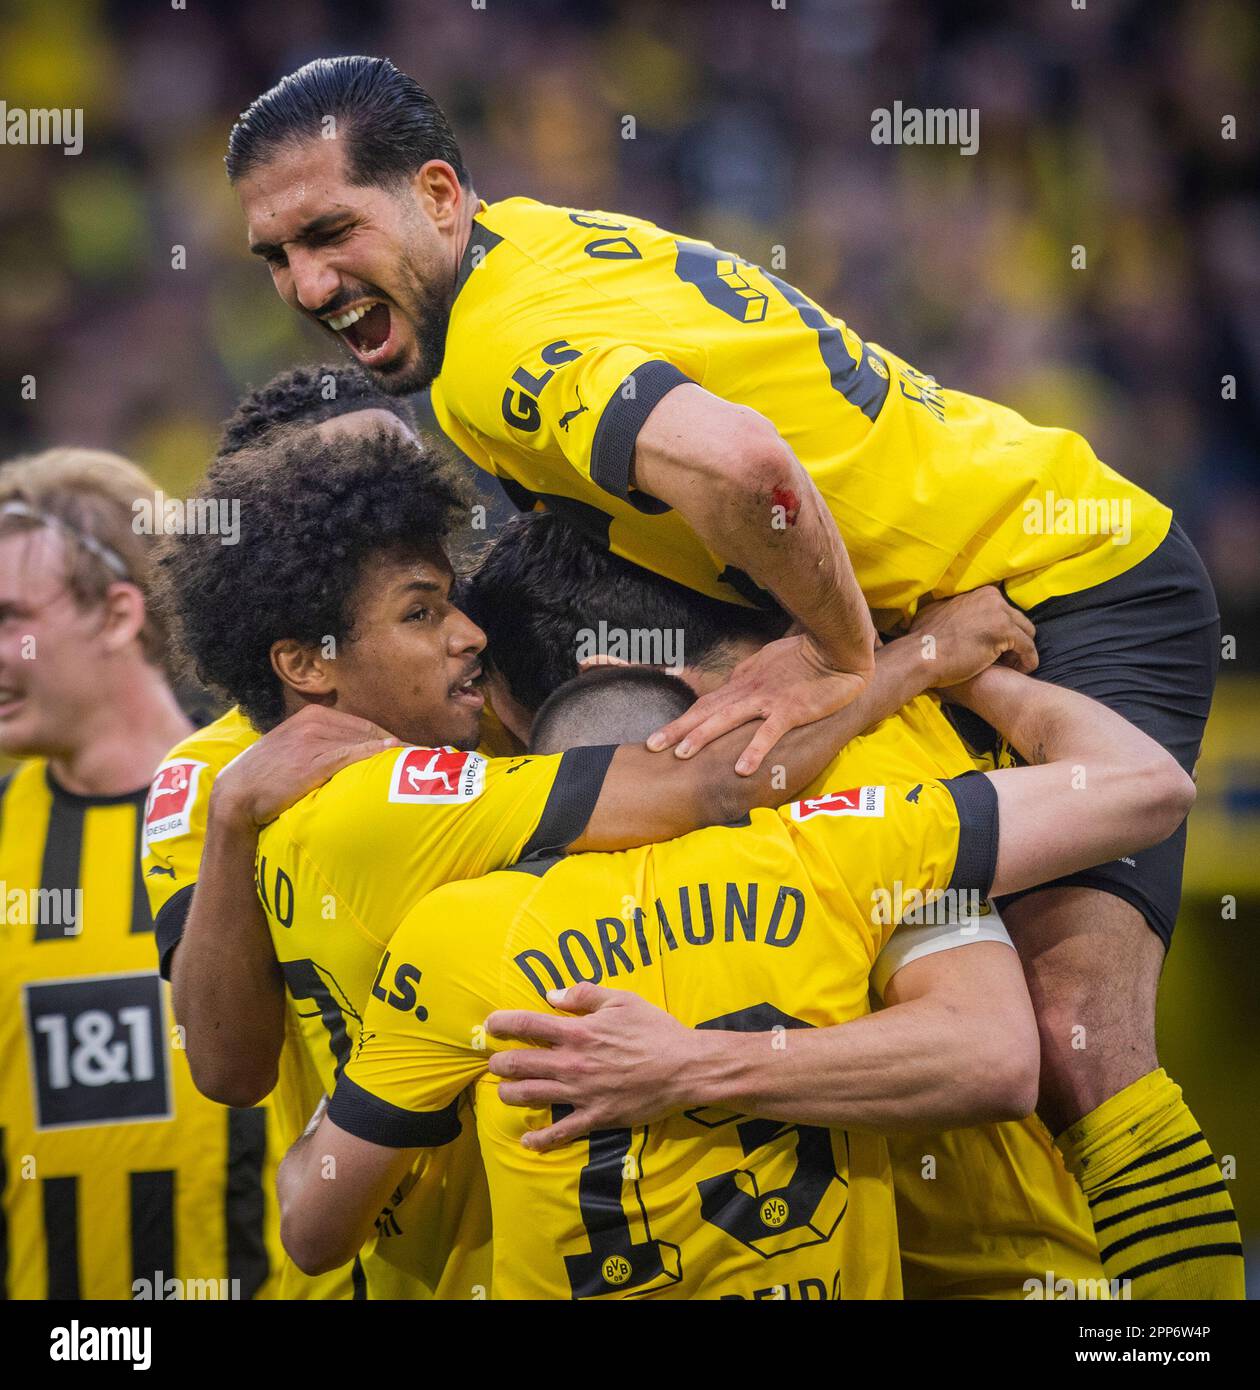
[238,138,359,234]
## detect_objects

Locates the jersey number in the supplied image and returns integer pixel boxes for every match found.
[561,1003,848,1297]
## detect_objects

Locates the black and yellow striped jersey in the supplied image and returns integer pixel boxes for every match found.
[431,198,1171,627]
[0,758,273,1300]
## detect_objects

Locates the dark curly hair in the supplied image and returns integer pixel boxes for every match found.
[218,362,416,455]
[158,423,471,729]
[461,510,788,714]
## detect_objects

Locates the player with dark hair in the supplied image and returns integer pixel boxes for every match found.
[142,364,431,1298]
[276,660,1193,1300]
[461,510,787,736]
[231,55,1236,1298]
[158,420,1031,1296]
[217,360,416,456]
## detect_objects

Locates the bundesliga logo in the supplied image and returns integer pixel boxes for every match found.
[388,748,487,803]
[144,760,207,845]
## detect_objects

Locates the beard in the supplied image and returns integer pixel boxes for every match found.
[364,251,454,397]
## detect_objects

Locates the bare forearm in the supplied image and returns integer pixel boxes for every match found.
[635,390,874,671]
[952,666,1149,769]
[671,457,873,670]
[578,637,931,849]
[170,796,285,1105]
[682,1002,1023,1132]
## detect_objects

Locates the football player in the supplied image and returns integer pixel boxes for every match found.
[227,57,1235,1296]
[276,659,1191,1299]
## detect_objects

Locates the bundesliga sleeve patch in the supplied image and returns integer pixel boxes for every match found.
[143,759,209,845]
[790,785,886,820]
[388,747,487,804]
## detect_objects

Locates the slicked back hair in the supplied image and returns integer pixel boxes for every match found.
[226,55,469,189]
[529,666,696,755]
[219,363,417,456]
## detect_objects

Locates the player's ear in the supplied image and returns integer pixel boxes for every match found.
[271,638,335,701]
[411,160,463,231]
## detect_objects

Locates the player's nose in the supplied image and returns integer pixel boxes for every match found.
[289,248,342,315]
[451,610,487,657]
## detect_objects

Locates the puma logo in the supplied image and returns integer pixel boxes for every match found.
[147,864,176,878]
[558,386,588,432]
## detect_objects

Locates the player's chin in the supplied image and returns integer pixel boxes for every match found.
[339,319,422,392]
[445,692,485,750]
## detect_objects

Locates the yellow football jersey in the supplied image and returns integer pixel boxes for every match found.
[431,198,1171,626]
[335,765,1008,1300]
[141,706,356,1300]
[800,694,1103,1298]
[0,757,271,1299]
[255,741,615,1297]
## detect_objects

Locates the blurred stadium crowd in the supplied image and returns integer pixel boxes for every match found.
[0,0,1257,1289]
[1,0,1256,660]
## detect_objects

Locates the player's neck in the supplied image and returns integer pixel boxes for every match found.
[47,661,192,797]
[452,189,481,277]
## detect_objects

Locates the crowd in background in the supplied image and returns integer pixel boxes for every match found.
[0,0,1257,1287]
[1,0,1256,657]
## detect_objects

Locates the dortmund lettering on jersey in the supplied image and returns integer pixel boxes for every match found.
[333,768,1000,1300]
[0,758,272,1300]
[431,198,1171,624]
[255,740,613,1299]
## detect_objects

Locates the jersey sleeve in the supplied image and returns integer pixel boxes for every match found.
[328,879,514,1147]
[271,743,615,945]
[140,755,217,980]
[786,772,1000,954]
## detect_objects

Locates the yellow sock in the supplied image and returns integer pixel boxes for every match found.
[1056,1069,1244,1300]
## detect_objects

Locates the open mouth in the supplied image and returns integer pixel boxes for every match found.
[324,299,398,367]
[451,669,484,709]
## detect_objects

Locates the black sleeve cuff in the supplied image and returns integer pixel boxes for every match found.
[941,772,999,896]
[589,360,694,505]
[519,743,616,860]
[327,1076,463,1149]
[154,884,195,981]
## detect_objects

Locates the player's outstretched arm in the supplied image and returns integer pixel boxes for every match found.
[172,707,401,1107]
[953,664,1196,896]
[572,586,1035,852]
[632,385,876,773]
[277,1099,416,1276]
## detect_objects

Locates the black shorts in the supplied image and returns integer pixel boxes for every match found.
[952,521,1220,947]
